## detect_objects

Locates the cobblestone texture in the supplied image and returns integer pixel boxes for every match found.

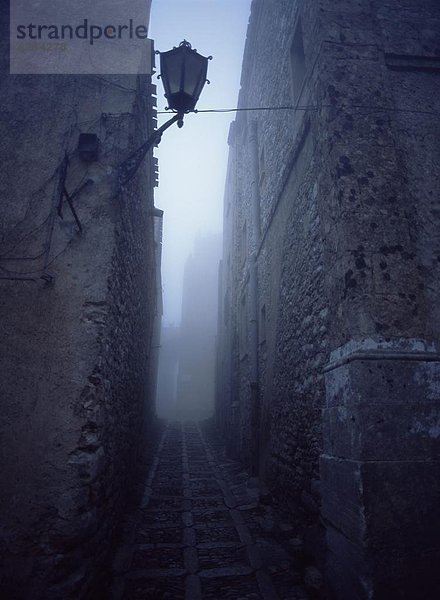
[111,423,309,600]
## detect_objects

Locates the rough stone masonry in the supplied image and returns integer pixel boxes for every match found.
[216,0,440,598]
[0,1,161,597]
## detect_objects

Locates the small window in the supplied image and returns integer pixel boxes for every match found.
[290,17,306,104]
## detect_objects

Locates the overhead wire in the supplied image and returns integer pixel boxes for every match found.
[2,81,437,279]
[156,104,439,117]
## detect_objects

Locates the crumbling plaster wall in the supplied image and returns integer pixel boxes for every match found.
[0,5,158,597]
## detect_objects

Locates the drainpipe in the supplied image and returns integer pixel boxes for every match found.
[248,120,260,476]
[249,121,261,252]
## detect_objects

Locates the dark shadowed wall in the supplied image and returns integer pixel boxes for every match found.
[0,2,160,597]
[217,0,440,597]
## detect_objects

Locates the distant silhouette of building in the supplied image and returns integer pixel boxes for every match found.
[176,233,222,420]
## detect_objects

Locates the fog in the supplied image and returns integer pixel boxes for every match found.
[150,0,251,324]
[150,0,251,419]
[156,233,222,419]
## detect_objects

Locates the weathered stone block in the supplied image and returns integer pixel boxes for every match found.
[325,460,440,599]
[325,339,440,407]
[323,402,440,460]
[369,546,440,600]
[325,525,370,600]
[361,460,440,552]
[320,456,365,544]
[323,341,440,598]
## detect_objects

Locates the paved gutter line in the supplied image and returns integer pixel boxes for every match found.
[196,423,281,600]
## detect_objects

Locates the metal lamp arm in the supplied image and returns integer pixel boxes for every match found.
[118,113,183,186]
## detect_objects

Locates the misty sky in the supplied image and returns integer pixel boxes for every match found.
[149,0,251,325]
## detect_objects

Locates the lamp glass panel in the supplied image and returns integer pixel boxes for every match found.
[162,50,184,95]
[183,52,206,98]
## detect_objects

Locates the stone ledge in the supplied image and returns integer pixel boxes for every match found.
[325,337,440,373]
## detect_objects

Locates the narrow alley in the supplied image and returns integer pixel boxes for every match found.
[110,423,309,600]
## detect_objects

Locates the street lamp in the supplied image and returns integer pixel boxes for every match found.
[119,40,211,185]
[159,40,211,119]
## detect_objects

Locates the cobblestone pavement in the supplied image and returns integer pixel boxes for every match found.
[111,422,309,599]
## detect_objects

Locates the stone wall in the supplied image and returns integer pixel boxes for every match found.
[316,1,440,597]
[217,0,440,596]
[217,0,324,516]
[0,3,159,597]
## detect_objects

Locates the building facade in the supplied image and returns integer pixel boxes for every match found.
[0,2,160,597]
[216,0,440,597]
